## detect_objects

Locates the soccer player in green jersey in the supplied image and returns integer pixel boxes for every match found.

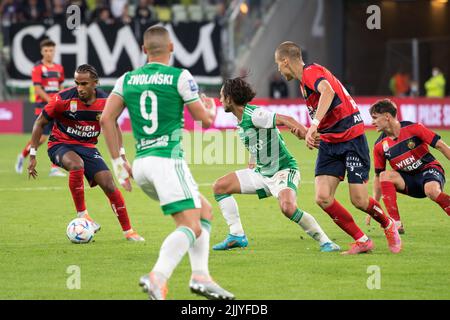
[100,25,234,300]
[212,77,340,252]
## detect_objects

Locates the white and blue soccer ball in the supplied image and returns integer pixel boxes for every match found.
[66,218,95,244]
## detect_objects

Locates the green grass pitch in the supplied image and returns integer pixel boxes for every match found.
[0,130,449,300]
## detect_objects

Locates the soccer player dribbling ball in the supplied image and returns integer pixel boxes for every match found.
[274,41,402,254]
[27,64,145,242]
[368,99,450,232]
[100,25,234,300]
[212,77,340,253]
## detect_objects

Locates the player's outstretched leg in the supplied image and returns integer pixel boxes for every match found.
[424,181,450,216]
[350,182,401,254]
[315,176,373,254]
[278,189,340,252]
[188,196,235,300]
[380,181,404,233]
[212,194,248,250]
[212,173,248,251]
[435,192,450,216]
[366,197,401,254]
[95,170,144,241]
[68,168,100,233]
[289,209,340,252]
[379,171,406,233]
[106,188,145,241]
[140,225,195,300]
[323,199,374,255]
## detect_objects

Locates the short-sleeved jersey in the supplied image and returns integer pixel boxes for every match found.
[373,121,443,175]
[32,61,65,104]
[112,62,200,159]
[300,63,364,143]
[42,87,108,149]
[237,104,298,177]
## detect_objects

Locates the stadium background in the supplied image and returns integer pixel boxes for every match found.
[1,0,450,132]
[0,0,449,301]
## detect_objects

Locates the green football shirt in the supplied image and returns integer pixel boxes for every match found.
[112,62,200,159]
[238,104,298,177]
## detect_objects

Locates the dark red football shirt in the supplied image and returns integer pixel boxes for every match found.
[373,121,443,175]
[300,63,365,143]
[42,87,108,149]
[32,61,65,108]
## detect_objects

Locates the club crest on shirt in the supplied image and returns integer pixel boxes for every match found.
[382,140,389,152]
[407,139,415,149]
[70,100,77,113]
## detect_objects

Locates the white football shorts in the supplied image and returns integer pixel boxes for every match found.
[132,156,201,215]
[235,168,300,199]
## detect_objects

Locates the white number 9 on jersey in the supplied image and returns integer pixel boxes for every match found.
[140,90,158,134]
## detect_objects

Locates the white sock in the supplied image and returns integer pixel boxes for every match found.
[188,219,211,278]
[293,209,332,245]
[152,226,195,280]
[216,195,245,236]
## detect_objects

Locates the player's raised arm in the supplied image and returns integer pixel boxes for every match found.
[27,112,50,179]
[100,93,131,191]
[435,139,450,160]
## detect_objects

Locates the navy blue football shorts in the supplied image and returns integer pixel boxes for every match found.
[315,134,371,184]
[48,144,109,187]
[399,166,446,198]
[34,102,53,135]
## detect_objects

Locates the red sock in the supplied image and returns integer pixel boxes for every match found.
[69,169,86,212]
[106,188,132,232]
[21,141,31,158]
[365,197,391,228]
[380,181,400,221]
[435,193,450,216]
[323,200,365,241]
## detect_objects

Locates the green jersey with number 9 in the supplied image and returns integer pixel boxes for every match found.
[112,62,200,159]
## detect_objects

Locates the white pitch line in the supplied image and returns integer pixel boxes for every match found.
[0,186,66,192]
[1,180,353,192]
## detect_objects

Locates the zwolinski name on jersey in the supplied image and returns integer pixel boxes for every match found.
[127,73,174,86]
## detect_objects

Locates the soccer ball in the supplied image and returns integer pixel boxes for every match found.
[66,218,95,244]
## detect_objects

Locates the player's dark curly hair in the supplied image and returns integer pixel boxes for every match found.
[369,99,397,117]
[222,77,256,106]
[76,64,99,81]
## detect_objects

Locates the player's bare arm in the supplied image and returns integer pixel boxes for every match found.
[27,113,50,179]
[305,80,335,149]
[276,114,307,139]
[100,93,131,191]
[115,122,132,177]
[435,139,450,160]
[186,94,216,128]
